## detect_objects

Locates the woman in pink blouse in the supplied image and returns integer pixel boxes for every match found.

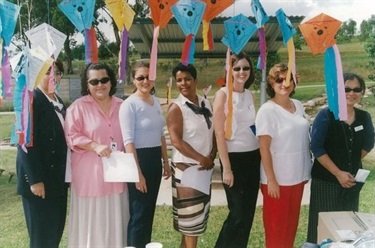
[64,63,129,247]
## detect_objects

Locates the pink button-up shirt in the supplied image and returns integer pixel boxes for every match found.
[64,95,126,197]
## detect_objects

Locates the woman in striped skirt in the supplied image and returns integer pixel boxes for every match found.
[167,63,217,248]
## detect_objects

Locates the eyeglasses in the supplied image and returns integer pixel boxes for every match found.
[233,66,250,72]
[275,77,286,84]
[135,76,149,81]
[345,87,362,93]
[88,77,110,86]
[55,72,63,77]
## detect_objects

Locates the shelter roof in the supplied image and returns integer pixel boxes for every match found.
[128,16,305,59]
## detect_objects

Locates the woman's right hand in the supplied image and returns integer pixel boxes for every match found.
[222,170,234,187]
[136,173,147,193]
[94,144,112,157]
[336,170,356,188]
[267,179,280,199]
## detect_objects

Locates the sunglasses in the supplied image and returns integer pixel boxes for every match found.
[345,87,362,93]
[88,77,110,86]
[275,77,286,84]
[233,66,250,72]
[135,76,149,81]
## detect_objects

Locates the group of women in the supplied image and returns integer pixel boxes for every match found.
[16,52,374,248]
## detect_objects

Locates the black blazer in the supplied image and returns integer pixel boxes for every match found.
[16,88,68,198]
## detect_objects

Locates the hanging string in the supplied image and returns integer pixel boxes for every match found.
[46,0,50,24]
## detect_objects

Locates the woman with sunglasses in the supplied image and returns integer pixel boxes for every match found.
[213,52,261,247]
[64,63,129,247]
[119,60,171,248]
[255,63,311,248]
[306,73,374,244]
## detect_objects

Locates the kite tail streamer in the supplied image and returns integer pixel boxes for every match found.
[119,29,129,83]
[2,50,12,98]
[181,34,194,66]
[149,26,160,81]
[225,47,233,140]
[0,39,3,102]
[333,44,347,121]
[48,63,55,94]
[188,37,196,65]
[203,20,209,50]
[84,27,98,64]
[286,38,296,87]
[13,74,27,145]
[202,21,214,51]
[324,46,339,120]
[257,27,266,70]
[207,23,214,51]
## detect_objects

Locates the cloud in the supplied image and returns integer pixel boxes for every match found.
[222,0,375,25]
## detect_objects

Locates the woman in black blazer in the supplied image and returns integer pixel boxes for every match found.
[16,60,68,248]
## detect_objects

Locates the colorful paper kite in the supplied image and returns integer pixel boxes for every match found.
[105,0,135,82]
[0,0,20,102]
[221,14,256,139]
[201,0,233,51]
[221,14,257,54]
[251,0,269,70]
[58,0,98,64]
[172,0,206,65]
[276,8,296,87]
[299,13,342,55]
[11,47,54,147]
[148,0,178,80]
[299,13,346,120]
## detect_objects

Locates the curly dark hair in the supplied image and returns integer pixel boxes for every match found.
[231,52,255,89]
[80,63,117,96]
[266,63,297,98]
[172,63,197,80]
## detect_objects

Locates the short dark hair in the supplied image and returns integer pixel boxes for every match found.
[231,52,255,89]
[80,63,117,96]
[266,63,296,98]
[54,60,64,74]
[172,63,197,80]
[343,72,366,95]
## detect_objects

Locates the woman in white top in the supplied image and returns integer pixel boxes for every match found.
[167,63,216,248]
[213,52,260,248]
[255,63,311,248]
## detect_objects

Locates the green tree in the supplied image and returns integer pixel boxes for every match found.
[337,19,357,43]
[365,31,375,81]
[359,15,375,41]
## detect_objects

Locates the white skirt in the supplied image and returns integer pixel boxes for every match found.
[67,188,129,248]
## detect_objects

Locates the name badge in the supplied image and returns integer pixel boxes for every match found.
[110,141,118,151]
[354,125,364,132]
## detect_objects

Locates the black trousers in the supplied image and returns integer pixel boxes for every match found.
[307,178,359,243]
[215,149,261,248]
[21,192,67,248]
[127,147,162,248]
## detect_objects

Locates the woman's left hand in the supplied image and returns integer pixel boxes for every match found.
[163,162,171,179]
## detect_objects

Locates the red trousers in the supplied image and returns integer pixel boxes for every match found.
[261,182,305,248]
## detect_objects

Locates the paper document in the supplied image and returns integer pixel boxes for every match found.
[102,151,139,182]
[181,165,213,195]
[355,169,370,183]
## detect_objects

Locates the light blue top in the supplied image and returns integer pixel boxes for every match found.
[119,94,165,149]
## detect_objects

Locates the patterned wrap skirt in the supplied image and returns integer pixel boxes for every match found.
[171,162,211,236]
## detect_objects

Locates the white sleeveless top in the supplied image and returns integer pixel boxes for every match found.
[219,87,259,152]
[171,94,213,164]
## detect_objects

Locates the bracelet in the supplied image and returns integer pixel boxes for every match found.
[163,160,169,164]
[223,170,232,174]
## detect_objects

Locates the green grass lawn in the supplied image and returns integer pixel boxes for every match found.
[0,149,374,247]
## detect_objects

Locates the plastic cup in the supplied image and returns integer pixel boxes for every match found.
[145,242,163,248]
